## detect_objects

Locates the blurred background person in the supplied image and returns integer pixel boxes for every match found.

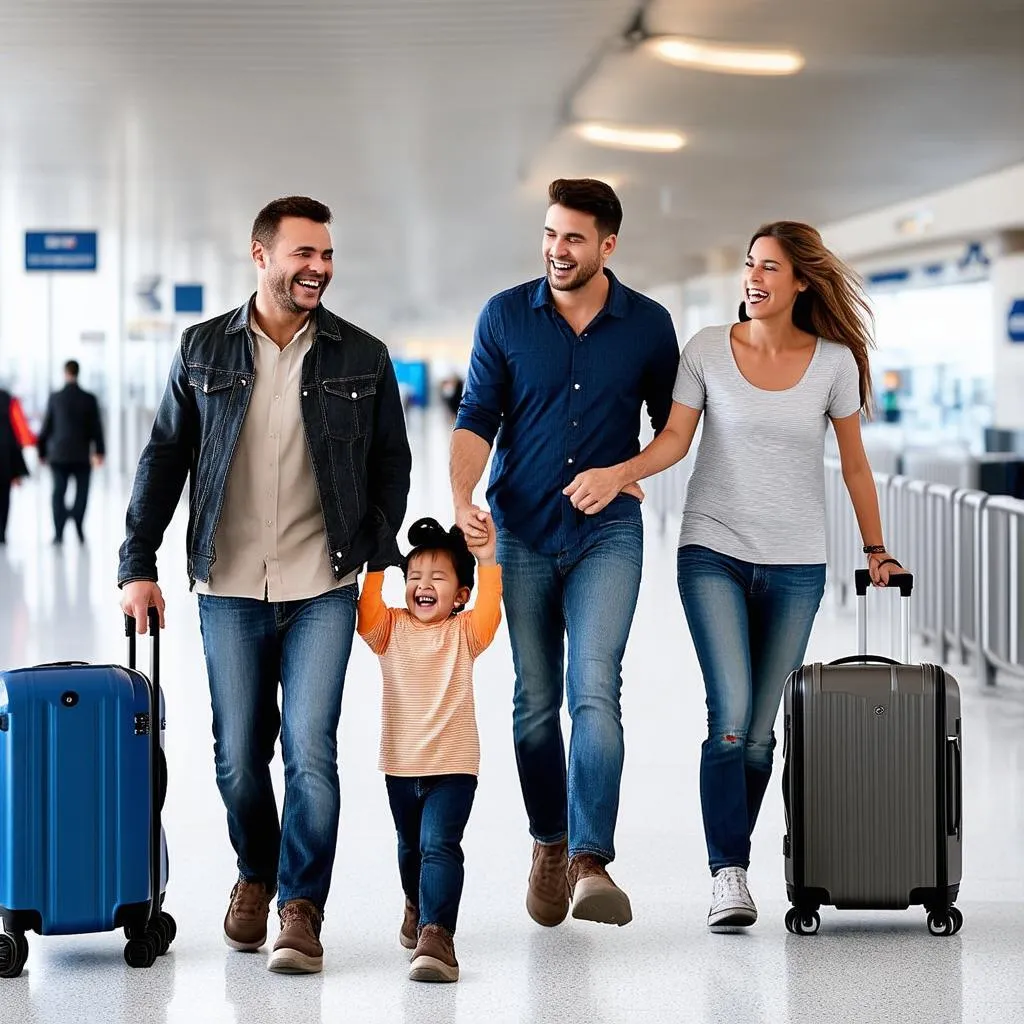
[37,359,106,545]
[0,385,32,546]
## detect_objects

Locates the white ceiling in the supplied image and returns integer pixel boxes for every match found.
[1,0,1022,331]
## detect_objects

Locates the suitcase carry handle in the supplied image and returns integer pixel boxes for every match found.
[828,654,900,667]
[124,610,163,930]
[855,570,914,664]
[946,737,962,837]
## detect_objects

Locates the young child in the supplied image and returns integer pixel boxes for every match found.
[357,514,501,983]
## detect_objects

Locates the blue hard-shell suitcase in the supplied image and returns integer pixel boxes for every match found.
[0,611,174,975]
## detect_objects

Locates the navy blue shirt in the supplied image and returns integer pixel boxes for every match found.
[456,270,680,555]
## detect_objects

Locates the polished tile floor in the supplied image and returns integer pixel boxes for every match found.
[1,409,1022,1023]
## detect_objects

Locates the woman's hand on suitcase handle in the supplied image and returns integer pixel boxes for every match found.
[120,581,166,633]
[867,551,906,587]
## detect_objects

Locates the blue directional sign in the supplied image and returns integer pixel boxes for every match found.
[1009,298,1024,343]
[174,284,204,315]
[25,231,98,271]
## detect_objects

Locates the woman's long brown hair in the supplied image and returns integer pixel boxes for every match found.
[745,221,875,415]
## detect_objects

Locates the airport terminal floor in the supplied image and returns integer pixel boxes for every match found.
[1,409,1023,1024]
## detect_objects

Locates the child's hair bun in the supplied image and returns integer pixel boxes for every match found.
[403,517,476,599]
[407,517,448,547]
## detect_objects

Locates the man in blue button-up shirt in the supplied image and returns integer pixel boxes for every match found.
[450,179,679,929]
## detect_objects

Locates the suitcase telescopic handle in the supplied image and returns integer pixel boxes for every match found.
[855,570,914,663]
[854,569,914,597]
[124,609,163,928]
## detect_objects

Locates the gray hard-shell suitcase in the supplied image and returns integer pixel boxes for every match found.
[782,570,963,936]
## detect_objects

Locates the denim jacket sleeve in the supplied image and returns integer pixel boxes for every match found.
[365,349,412,572]
[117,342,197,585]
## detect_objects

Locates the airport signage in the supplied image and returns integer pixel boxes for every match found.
[1009,299,1024,344]
[174,284,204,315]
[25,231,98,272]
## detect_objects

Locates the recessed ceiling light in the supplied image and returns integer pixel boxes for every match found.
[646,36,804,75]
[574,123,686,153]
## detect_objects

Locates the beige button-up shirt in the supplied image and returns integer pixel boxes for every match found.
[195,310,358,601]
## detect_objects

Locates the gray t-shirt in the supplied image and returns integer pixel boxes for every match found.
[673,323,862,565]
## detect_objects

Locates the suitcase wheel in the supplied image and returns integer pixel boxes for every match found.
[927,908,963,937]
[0,933,28,979]
[785,908,821,936]
[124,934,159,969]
[159,912,177,950]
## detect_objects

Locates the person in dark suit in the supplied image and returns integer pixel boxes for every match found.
[37,360,105,543]
[0,388,31,546]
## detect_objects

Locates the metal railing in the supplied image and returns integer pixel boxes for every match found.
[646,454,1024,684]
[823,459,1021,684]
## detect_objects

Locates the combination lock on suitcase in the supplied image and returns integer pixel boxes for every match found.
[782,570,963,936]
[0,611,175,976]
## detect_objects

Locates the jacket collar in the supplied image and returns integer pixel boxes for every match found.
[226,294,342,341]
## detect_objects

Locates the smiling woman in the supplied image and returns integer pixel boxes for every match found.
[564,217,908,934]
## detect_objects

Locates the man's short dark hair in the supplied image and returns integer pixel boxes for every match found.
[251,196,332,249]
[548,178,623,238]
[64,360,80,379]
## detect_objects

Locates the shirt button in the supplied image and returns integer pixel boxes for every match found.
[573,383,581,390]
[274,394,280,401]
[335,550,342,557]
[572,420,578,427]
[240,379,247,386]
[567,458,574,465]
[302,390,308,397]
[265,520,272,527]
[350,391,358,399]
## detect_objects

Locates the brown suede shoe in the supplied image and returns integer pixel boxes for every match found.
[400,897,418,951]
[223,880,272,952]
[526,839,570,927]
[408,924,459,983]
[568,854,632,926]
[267,899,324,974]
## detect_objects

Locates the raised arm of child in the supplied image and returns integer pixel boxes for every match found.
[356,570,395,655]
[466,514,502,657]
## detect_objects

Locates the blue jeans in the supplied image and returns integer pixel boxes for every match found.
[197,585,357,912]
[497,507,643,863]
[676,545,825,874]
[385,774,477,935]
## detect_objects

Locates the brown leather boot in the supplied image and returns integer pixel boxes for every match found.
[568,853,632,926]
[223,880,272,952]
[526,839,570,927]
[400,897,418,951]
[267,899,324,974]
[408,923,459,983]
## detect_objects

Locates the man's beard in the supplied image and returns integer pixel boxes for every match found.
[548,255,601,292]
[268,267,313,314]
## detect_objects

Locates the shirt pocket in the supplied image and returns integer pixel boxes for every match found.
[322,375,377,440]
[187,367,240,422]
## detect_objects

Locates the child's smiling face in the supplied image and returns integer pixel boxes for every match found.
[405,550,471,624]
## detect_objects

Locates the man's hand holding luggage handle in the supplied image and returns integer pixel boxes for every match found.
[120,581,167,633]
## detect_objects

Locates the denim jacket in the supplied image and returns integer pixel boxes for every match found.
[118,298,412,589]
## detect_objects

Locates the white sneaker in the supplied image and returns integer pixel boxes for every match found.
[708,866,758,931]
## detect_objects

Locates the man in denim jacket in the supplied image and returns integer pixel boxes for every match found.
[119,196,411,974]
